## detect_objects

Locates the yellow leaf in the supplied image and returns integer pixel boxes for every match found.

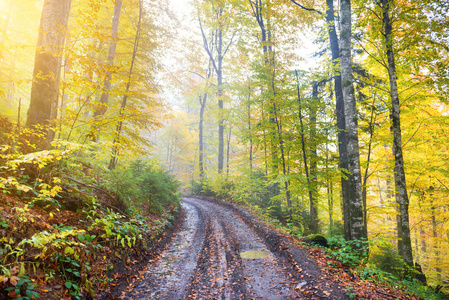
[64,246,75,255]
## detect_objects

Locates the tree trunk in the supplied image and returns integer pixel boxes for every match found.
[226,126,231,178]
[295,71,315,232]
[199,93,207,178]
[325,0,351,240]
[217,23,224,174]
[249,0,278,175]
[309,82,320,233]
[248,82,253,173]
[362,97,376,239]
[95,0,122,117]
[26,0,72,145]
[109,0,142,170]
[381,0,413,265]
[340,0,365,241]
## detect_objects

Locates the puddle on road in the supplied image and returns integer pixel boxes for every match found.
[240,250,271,259]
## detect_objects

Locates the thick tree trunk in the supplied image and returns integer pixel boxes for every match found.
[95,0,122,117]
[381,0,413,265]
[26,0,72,145]
[340,0,365,241]
[325,0,351,239]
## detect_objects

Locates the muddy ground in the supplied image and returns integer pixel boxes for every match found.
[103,197,352,299]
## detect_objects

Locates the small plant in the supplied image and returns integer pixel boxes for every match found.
[4,275,40,299]
[327,236,369,267]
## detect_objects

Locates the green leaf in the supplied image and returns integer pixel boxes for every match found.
[65,281,72,289]
[78,234,85,242]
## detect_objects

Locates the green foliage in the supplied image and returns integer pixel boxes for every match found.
[209,175,234,198]
[104,161,180,214]
[104,168,141,205]
[369,243,412,279]
[327,236,369,267]
[139,165,180,213]
[4,275,40,300]
[355,260,447,300]
[190,179,215,197]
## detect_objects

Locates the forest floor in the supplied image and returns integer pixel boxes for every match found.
[104,197,421,300]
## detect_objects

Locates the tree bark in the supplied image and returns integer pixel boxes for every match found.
[340,0,366,241]
[381,0,413,265]
[325,0,351,240]
[26,0,72,145]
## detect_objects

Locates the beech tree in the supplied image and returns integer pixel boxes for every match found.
[340,0,365,241]
[26,0,72,144]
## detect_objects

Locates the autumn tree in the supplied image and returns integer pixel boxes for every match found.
[26,0,72,145]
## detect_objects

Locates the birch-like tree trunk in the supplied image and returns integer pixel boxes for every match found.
[340,0,365,241]
[381,0,413,265]
[26,0,72,144]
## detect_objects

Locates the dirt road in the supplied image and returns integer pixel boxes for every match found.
[119,197,347,299]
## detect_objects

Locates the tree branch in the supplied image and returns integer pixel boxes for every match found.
[290,0,323,15]
[198,17,219,73]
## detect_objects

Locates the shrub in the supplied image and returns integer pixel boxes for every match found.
[369,241,414,280]
[327,235,369,267]
[139,166,180,213]
[190,178,215,197]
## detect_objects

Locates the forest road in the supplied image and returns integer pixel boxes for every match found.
[121,197,348,299]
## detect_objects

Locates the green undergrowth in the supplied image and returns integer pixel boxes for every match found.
[0,128,180,299]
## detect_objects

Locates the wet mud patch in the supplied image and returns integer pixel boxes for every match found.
[240,250,271,259]
[123,202,205,299]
